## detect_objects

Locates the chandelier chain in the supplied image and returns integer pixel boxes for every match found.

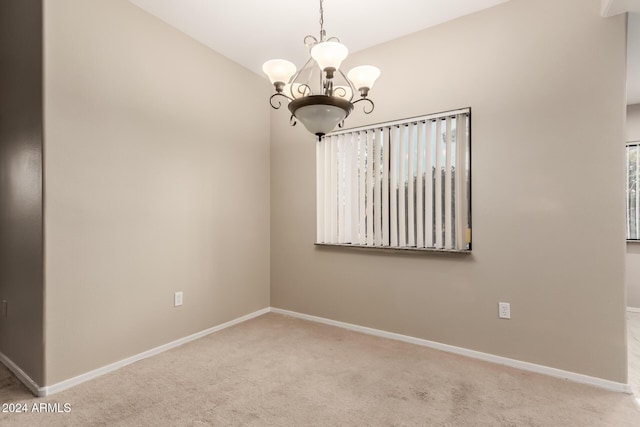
[319,0,325,40]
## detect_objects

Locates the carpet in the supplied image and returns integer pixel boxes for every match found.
[1,313,638,426]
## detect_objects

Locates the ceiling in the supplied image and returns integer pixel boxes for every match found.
[128,0,640,105]
[127,0,511,73]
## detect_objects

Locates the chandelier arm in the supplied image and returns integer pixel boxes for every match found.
[337,68,356,103]
[353,97,375,114]
[303,35,319,50]
[289,115,297,127]
[290,56,315,89]
[296,84,312,97]
[334,87,347,97]
[325,36,341,43]
[270,92,292,110]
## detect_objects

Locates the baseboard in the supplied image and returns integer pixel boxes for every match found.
[5,306,631,397]
[41,307,270,396]
[627,307,640,313]
[0,352,41,396]
[269,307,632,394]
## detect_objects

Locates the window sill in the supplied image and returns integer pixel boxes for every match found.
[314,243,471,255]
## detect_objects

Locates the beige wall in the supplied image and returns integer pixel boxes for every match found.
[628,104,640,142]
[44,0,270,385]
[0,0,45,385]
[270,0,628,383]
[626,103,640,308]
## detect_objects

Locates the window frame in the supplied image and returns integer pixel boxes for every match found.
[627,141,640,242]
[315,107,472,254]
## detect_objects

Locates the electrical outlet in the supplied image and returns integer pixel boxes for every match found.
[174,291,183,307]
[498,302,510,319]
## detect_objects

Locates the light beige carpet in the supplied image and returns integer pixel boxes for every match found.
[1,313,639,426]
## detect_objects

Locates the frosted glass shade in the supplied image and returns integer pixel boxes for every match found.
[295,105,347,136]
[311,42,348,71]
[347,65,381,91]
[262,59,296,85]
[288,95,353,137]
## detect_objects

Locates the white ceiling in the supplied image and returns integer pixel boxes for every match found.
[602,0,640,16]
[602,0,640,104]
[128,0,640,105]
[127,0,511,74]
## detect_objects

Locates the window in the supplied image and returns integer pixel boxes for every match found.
[627,142,640,240]
[316,108,471,252]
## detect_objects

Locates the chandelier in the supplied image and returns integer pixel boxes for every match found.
[262,0,381,140]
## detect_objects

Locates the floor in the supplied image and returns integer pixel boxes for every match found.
[0,359,33,403]
[0,313,638,426]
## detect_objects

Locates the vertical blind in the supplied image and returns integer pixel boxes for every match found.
[316,108,471,251]
[628,143,640,240]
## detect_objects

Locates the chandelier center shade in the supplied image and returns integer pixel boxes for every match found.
[262,0,380,140]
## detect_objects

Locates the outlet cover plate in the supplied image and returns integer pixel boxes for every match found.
[174,291,183,307]
[498,302,510,319]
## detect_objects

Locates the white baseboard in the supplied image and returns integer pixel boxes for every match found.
[0,352,41,396]
[40,307,270,396]
[4,306,632,397]
[627,307,640,313]
[269,307,632,394]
